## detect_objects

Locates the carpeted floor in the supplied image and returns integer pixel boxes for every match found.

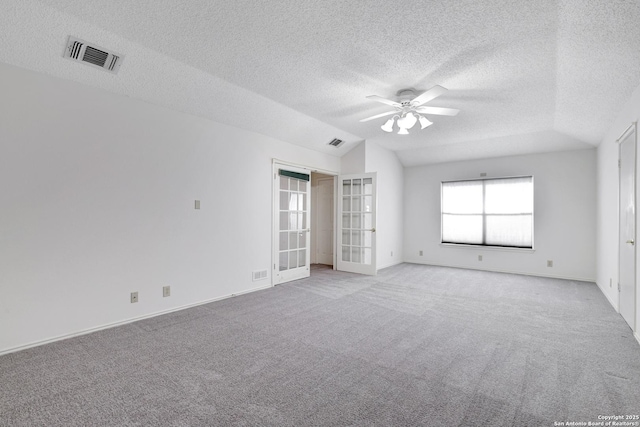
[1,263,639,426]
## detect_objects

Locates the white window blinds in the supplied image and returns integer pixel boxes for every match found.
[442,176,533,248]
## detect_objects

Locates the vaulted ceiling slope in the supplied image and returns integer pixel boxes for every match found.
[2,0,640,166]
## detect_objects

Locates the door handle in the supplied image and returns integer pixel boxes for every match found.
[627,239,635,245]
[371,228,376,232]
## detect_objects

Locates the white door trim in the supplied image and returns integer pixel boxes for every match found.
[617,122,637,331]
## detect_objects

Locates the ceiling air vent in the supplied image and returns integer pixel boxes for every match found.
[327,138,345,148]
[63,36,124,74]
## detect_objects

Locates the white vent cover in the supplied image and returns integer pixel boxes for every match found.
[252,270,268,281]
[64,36,124,74]
[327,138,344,148]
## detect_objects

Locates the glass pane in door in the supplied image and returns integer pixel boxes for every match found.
[352,196,362,212]
[279,252,288,271]
[289,232,298,250]
[342,245,350,262]
[342,214,350,229]
[289,251,298,269]
[280,177,289,190]
[343,180,351,195]
[352,214,361,229]
[352,179,362,195]
[280,212,288,231]
[298,249,306,267]
[363,178,373,195]
[343,197,351,212]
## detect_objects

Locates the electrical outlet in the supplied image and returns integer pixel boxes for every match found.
[419,250,423,256]
[130,292,138,303]
[163,286,170,297]
[610,278,612,288]
[547,260,553,267]
[194,200,201,210]
[391,251,393,257]
[478,255,483,261]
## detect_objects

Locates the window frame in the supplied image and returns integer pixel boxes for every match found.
[440,175,534,250]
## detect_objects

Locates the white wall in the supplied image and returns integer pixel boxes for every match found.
[404,149,597,281]
[338,140,404,270]
[0,62,340,354]
[597,82,640,334]
[340,141,366,175]
[364,141,404,269]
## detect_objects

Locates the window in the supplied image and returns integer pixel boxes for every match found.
[441,176,533,248]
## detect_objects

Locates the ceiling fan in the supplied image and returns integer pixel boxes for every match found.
[360,85,459,135]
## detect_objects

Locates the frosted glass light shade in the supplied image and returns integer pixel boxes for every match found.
[397,127,409,135]
[381,118,394,132]
[397,113,417,129]
[419,115,433,129]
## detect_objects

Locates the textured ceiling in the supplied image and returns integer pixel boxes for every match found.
[3,0,640,164]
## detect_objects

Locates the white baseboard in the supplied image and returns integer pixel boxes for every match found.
[377,259,404,271]
[0,282,274,357]
[596,284,639,347]
[403,259,595,283]
[595,281,619,312]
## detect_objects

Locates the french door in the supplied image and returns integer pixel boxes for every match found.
[337,173,377,275]
[273,165,311,285]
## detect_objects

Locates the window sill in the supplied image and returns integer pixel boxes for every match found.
[439,243,535,253]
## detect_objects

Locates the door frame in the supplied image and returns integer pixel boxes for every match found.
[272,160,338,285]
[617,121,637,332]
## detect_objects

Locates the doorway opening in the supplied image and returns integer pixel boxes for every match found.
[272,161,337,286]
[272,163,378,285]
[311,172,336,270]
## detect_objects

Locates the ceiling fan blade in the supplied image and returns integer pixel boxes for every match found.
[359,110,397,122]
[366,95,402,108]
[416,106,460,116]
[411,85,448,107]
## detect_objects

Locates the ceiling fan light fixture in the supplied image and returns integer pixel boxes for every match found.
[419,115,433,129]
[360,85,458,135]
[381,117,395,132]
[397,112,417,129]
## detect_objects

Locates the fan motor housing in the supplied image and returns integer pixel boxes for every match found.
[397,89,417,103]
